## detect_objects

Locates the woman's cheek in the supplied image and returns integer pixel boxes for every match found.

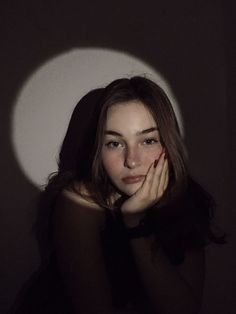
[144,147,163,165]
[102,152,121,178]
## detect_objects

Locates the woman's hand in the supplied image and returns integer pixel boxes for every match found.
[121,151,169,218]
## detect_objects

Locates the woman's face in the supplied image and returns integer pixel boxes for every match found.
[101,101,164,196]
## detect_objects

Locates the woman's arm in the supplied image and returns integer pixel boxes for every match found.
[120,153,205,314]
[52,189,121,314]
[123,214,205,314]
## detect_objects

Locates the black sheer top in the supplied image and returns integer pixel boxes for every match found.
[10,178,219,314]
[100,178,217,311]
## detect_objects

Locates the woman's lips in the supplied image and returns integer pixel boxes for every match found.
[122,175,145,184]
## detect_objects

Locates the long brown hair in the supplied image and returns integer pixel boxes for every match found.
[89,76,188,208]
[44,76,188,207]
[36,76,225,261]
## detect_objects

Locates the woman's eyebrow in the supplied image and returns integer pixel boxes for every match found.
[104,127,158,137]
[137,127,158,135]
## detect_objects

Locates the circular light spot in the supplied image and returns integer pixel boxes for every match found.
[11,48,183,188]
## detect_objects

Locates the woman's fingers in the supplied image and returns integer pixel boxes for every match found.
[163,162,169,192]
[139,160,155,195]
[157,158,168,196]
[121,162,156,213]
[140,152,166,200]
[150,152,165,195]
[123,151,169,213]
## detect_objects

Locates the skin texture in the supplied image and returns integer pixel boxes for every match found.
[101,101,168,216]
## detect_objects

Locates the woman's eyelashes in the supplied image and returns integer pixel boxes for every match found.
[104,141,122,149]
[104,137,159,149]
[143,138,159,145]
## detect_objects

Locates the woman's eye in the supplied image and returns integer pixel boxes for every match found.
[143,138,158,145]
[105,141,122,149]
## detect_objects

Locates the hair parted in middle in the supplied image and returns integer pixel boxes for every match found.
[49,76,188,209]
[87,76,188,208]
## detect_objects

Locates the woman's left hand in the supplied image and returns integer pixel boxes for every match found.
[121,152,169,217]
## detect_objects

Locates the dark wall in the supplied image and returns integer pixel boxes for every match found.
[0,1,235,313]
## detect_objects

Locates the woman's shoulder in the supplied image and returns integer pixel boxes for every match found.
[53,182,106,234]
[61,181,102,211]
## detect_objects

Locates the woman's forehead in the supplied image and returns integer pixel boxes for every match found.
[106,101,156,123]
[104,101,157,133]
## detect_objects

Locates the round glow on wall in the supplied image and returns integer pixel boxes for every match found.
[11,48,183,188]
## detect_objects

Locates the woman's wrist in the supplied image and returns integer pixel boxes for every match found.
[121,211,146,228]
[115,207,154,239]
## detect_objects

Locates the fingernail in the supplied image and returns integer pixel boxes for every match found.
[160,151,165,159]
[154,159,158,168]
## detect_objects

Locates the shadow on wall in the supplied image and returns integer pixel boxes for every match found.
[0,0,233,313]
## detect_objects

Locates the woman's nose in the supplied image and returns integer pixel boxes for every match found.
[124,147,141,169]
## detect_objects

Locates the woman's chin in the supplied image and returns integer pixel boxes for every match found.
[120,182,142,196]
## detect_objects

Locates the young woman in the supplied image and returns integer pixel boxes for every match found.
[11,76,224,314]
